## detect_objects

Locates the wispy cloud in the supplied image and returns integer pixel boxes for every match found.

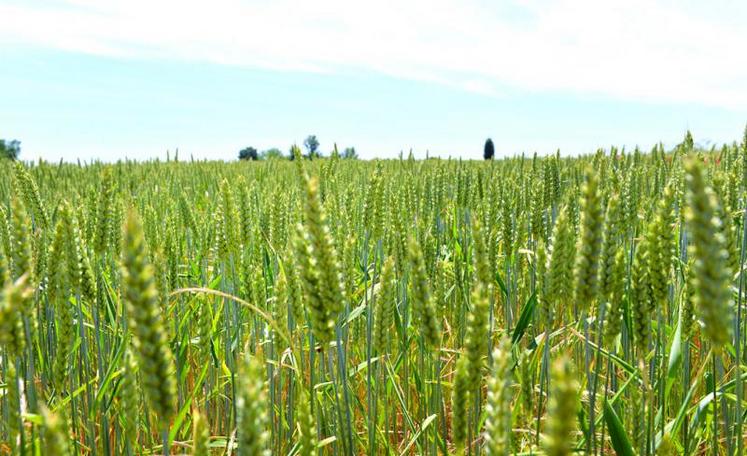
[2,0,746,108]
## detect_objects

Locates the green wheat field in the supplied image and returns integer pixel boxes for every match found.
[1,132,747,455]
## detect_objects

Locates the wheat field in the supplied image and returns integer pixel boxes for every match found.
[1,133,746,455]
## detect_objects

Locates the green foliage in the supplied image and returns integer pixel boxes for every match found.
[0,136,745,454]
[484,138,495,160]
[0,138,21,160]
[303,135,320,159]
[342,146,358,159]
[239,146,259,161]
[261,147,284,160]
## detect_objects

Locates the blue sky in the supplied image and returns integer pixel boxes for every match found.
[1,0,746,161]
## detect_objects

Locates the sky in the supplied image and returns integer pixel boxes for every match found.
[1,0,746,161]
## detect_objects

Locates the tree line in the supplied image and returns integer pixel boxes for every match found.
[239,135,358,161]
[0,136,498,162]
[0,139,21,160]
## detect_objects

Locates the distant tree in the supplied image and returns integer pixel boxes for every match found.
[483,138,494,160]
[261,148,283,160]
[239,146,259,161]
[304,135,320,159]
[342,147,358,160]
[0,139,21,160]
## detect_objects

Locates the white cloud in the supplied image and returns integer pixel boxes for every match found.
[2,0,746,109]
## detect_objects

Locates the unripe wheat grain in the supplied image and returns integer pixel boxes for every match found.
[542,356,579,456]
[122,209,177,425]
[684,158,733,351]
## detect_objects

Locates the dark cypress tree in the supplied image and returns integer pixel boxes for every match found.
[484,138,495,160]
